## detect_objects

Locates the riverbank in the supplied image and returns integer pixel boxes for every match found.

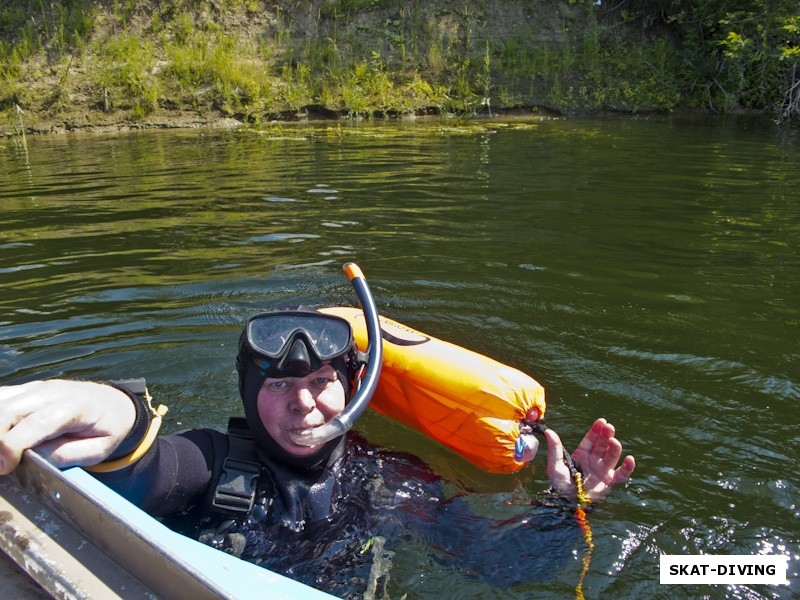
[1,1,798,136]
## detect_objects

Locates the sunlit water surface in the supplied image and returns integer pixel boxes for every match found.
[1,116,798,599]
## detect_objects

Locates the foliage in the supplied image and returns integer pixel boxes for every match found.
[1,0,798,127]
[658,0,799,117]
[712,10,799,115]
[92,34,161,116]
[0,0,95,110]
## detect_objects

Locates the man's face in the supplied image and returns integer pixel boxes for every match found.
[256,363,346,456]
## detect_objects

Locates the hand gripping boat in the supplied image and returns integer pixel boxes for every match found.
[320,307,546,474]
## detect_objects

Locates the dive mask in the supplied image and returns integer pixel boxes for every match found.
[245,311,355,378]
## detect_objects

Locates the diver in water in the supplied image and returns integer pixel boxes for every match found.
[0,298,635,594]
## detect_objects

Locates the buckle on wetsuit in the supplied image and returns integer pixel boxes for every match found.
[212,457,260,515]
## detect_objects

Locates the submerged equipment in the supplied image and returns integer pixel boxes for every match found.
[319,306,546,474]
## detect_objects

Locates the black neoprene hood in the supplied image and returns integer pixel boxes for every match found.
[235,311,357,471]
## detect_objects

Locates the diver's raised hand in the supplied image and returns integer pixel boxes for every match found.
[545,418,635,502]
[0,380,135,475]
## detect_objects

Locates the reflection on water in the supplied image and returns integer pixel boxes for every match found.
[1,117,798,598]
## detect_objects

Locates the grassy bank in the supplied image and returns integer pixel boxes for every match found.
[1,0,798,134]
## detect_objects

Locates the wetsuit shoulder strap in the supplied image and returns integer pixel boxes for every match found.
[212,417,261,516]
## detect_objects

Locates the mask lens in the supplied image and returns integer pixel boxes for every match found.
[247,313,352,360]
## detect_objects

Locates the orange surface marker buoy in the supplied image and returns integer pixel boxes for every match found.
[320,307,546,474]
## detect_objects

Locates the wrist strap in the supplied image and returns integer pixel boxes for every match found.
[103,380,150,460]
[84,383,168,473]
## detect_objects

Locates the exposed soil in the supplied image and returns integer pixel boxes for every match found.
[2,1,597,135]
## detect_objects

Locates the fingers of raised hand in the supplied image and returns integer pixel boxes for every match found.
[575,420,621,465]
[597,435,624,474]
[544,429,577,494]
[544,429,564,474]
[611,455,636,487]
[574,419,608,458]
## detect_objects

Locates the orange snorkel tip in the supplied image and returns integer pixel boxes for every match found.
[343,262,364,281]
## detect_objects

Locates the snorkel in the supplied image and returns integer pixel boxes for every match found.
[290,263,383,447]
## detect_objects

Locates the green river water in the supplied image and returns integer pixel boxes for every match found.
[1,116,798,599]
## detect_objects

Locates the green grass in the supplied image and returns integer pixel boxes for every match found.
[1,0,796,130]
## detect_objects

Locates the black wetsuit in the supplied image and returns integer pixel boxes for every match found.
[96,423,581,598]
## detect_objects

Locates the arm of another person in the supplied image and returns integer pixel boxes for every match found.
[545,418,636,502]
[0,379,137,475]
